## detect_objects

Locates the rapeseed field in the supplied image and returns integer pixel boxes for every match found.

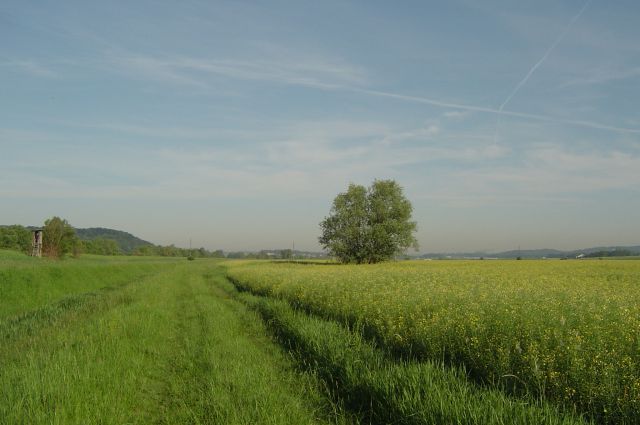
[227,259,640,424]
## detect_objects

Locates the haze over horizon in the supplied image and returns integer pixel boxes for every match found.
[2,0,639,253]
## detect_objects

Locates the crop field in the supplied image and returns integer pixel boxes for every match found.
[3,249,638,424]
[227,259,640,424]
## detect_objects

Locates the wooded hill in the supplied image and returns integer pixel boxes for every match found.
[74,227,152,254]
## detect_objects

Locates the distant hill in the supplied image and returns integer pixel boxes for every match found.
[572,245,640,256]
[74,227,152,254]
[492,249,567,259]
[421,245,640,259]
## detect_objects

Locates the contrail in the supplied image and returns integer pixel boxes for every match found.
[335,1,639,136]
[342,86,640,135]
[499,0,592,112]
[351,88,499,114]
[492,0,592,144]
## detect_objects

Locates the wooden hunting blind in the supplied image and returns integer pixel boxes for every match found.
[32,229,43,257]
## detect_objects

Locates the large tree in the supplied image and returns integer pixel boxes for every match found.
[319,180,418,263]
[43,216,77,258]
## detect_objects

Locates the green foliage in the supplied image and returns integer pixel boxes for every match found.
[82,238,122,255]
[0,225,31,254]
[131,245,158,256]
[132,243,223,258]
[225,251,277,259]
[43,216,77,258]
[280,249,293,259]
[75,227,152,254]
[319,180,418,263]
[226,251,247,259]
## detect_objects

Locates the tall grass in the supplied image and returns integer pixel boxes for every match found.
[0,253,179,319]
[226,260,640,424]
[219,278,588,424]
[1,259,349,424]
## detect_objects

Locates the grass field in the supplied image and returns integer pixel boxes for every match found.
[0,251,349,424]
[2,249,635,424]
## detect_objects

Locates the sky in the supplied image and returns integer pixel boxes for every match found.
[1,0,640,253]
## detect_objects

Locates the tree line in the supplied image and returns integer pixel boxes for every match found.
[0,218,79,257]
[0,218,225,259]
[1,221,298,260]
[585,249,638,258]
[132,244,225,258]
[0,225,32,254]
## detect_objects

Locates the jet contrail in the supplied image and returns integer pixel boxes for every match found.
[352,88,499,114]
[499,0,592,112]
[343,86,640,135]
[299,5,640,138]
[492,0,592,144]
[337,0,639,136]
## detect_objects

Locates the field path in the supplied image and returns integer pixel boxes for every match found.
[0,261,344,424]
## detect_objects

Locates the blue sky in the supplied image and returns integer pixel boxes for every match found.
[1,0,639,252]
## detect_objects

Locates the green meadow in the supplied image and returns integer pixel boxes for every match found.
[2,250,638,423]
[0,251,347,424]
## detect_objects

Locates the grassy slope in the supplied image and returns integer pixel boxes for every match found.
[0,251,181,319]
[0,257,349,424]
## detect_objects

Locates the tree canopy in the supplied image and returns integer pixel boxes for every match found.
[0,225,31,254]
[75,227,152,254]
[43,216,77,258]
[82,238,122,255]
[319,180,418,264]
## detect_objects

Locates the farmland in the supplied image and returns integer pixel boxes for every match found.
[227,259,640,424]
[2,249,638,424]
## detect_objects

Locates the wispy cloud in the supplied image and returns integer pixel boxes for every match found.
[398,145,640,214]
[560,66,640,88]
[0,119,512,201]
[107,51,367,90]
[0,128,68,145]
[468,147,640,195]
[0,59,57,78]
[443,111,468,119]
[50,121,261,141]
[108,55,208,87]
[93,38,640,137]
